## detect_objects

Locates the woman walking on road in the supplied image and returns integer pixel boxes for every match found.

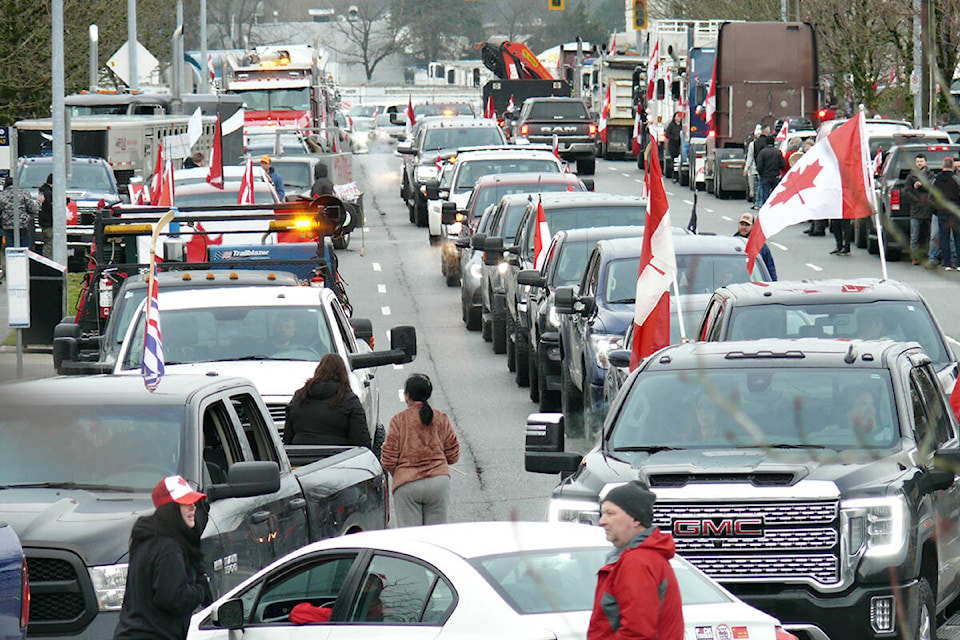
[381,374,460,527]
[114,476,212,640]
[284,354,371,448]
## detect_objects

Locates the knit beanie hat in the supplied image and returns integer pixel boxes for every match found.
[604,480,656,526]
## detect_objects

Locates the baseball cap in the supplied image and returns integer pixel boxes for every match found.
[739,213,754,225]
[152,475,206,508]
[260,155,271,165]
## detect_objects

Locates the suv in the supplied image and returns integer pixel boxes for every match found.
[867,142,960,259]
[696,278,958,393]
[512,97,598,174]
[556,234,771,436]
[527,338,960,640]
[398,117,506,228]
[17,155,121,270]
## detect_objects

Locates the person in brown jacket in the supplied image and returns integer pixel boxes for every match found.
[381,373,460,527]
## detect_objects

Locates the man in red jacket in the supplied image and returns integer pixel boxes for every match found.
[588,481,683,640]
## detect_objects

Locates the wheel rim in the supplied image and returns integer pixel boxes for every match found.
[918,601,932,640]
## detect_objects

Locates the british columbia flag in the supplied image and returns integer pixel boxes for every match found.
[141,266,165,391]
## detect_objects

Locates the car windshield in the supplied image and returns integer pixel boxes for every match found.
[525,206,644,253]
[726,300,951,366]
[121,306,335,370]
[246,135,309,156]
[349,105,381,118]
[416,104,474,117]
[0,404,182,490]
[527,101,589,120]
[886,148,958,178]
[473,549,733,615]
[234,88,310,112]
[605,254,760,303]
[422,127,503,152]
[609,369,899,451]
[454,160,560,191]
[19,163,116,194]
[272,163,313,189]
[468,181,582,221]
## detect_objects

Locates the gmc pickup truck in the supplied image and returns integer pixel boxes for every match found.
[0,374,389,640]
[527,338,960,640]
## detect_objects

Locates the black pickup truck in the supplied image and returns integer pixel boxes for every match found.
[511,96,598,175]
[0,374,389,640]
[528,338,960,640]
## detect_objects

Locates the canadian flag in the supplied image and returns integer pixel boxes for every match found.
[435,149,443,173]
[775,119,789,142]
[405,97,416,138]
[156,160,175,208]
[746,112,877,273]
[704,61,716,130]
[206,116,224,189]
[599,86,611,144]
[630,140,676,370]
[646,38,660,101]
[950,379,960,422]
[149,143,164,205]
[208,53,215,82]
[873,146,883,175]
[238,158,255,205]
[533,198,550,270]
[484,94,495,119]
[507,95,515,113]
[551,134,561,160]
[608,33,617,56]
[632,103,643,156]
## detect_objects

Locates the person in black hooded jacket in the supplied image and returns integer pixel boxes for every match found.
[310,161,335,198]
[114,476,212,640]
[284,353,371,448]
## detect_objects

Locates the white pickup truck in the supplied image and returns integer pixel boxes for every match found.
[112,284,416,450]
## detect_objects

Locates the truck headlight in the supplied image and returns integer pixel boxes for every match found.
[842,495,907,558]
[497,262,509,274]
[549,498,600,525]
[414,165,439,182]
[590,334,623,369]
[469,262,483,279]
[89,563,128,611]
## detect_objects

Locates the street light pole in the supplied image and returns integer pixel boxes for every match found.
[128,0,138,91]
[89,25,98,91]
[201,0,209,93]
[52,0,67,298]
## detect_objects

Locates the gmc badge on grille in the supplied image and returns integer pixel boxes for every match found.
[672,518,764,537]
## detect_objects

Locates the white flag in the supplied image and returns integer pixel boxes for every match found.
[187,107,203,148]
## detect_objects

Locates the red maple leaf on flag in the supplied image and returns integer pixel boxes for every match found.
[767,160,823,207]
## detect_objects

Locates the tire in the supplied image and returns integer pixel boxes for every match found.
[408,200,415,223]
[715,171,728,199]
[331,234,349,250]
[529,345,540,402]
[481,313,492,342]
[539,348,561,412]
[506,314,517,372]
[867,235,880,255]
[492,311,507,354]
[429,233,440,245]
[913,577,935,640]
[515,329,530,387]
[679,168,689,187]
[415,196,428,228]
[445,271,459,287]
[561,364,584,437]
[577,157,596,175]
[887,246,902,262]
[372,424,386,459]
[465,305,481,331]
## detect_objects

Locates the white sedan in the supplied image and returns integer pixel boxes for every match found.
[188,521,795,640]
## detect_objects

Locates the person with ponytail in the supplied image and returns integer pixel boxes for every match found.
[381,373,460,527]
[114,476,212,640]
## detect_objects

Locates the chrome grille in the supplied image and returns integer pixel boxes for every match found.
[684,554,839,584]
[654,500,837,526]
[672,527,836,551]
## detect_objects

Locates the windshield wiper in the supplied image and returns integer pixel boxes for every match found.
[744,444,829,450]
[0,482,137,492]
[607,298,636,304]
[612,446,677,453]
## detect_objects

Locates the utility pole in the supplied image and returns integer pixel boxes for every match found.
[52,0,67,277]
[201,0,209,93]
[913,0,922,126]
[128,0,138,91]
[89,25,98,91]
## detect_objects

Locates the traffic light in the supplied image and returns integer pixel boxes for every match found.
[633,0,646,29]
[549,0,564,10]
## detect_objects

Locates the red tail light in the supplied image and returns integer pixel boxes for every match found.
[520,124,529,137]
[818,109,827,119]
[20,560,29,629]
[707,129,715,138]
[588,123,598,136]
[890,189,900,211]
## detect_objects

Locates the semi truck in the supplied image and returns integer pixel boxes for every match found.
[705,21,819,199]
[680,46,716,189]
[598,47,644,160]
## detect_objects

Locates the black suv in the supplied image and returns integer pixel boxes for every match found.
[511,97,598,174]
[527,338,960,640]
[868,142,960,260]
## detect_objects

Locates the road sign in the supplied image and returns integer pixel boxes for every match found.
[910,71,920,95]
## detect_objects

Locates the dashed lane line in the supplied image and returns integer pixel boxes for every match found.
[372,262,382,271]
[378,284,387,293]
[381,306,391,316]
[770,241,788,251]
[805,263,824,272]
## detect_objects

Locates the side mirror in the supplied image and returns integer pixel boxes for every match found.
[397,143,414,155]
[441,202,458,225]
[607,349,631,369]
[212,598,245,630]
[349,317,374,348]
[517,269,545,287]
[577,295,597,316]
[471,233,488,250]
[580,178,595,191]
[349,325,418,369]
[484,237,504,266]
[524,413,584,474]
[555,286,576,314]
[206,461,281,502]
[425,179,440,200]
[455,237,470,249]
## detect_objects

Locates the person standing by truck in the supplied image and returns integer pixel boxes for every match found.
[381,374,460,527]
[0,176,39,274]
[907,154,934,265]
[260,156,286,200]
[664,111,683,175]
[755,134,785,206]
[283,354,371,448]
[114,476,212,640]
[38,173,54,259]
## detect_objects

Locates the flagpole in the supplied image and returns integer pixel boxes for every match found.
[147,210,177,290]
[672,277,687,342]
[873,214,889,281]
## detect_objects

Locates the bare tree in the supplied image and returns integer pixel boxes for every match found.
[317,0,400,81]
[485,0,542,42]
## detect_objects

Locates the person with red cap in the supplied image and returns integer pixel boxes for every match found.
[588,480,683,640]
[114,476,212,640]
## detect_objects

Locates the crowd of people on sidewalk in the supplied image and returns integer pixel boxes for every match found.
[907,154,960,270]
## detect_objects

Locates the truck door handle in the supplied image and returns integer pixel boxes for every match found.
[288,498,307,511]
[250,510,272,524]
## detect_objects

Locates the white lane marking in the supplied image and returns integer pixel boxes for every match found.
[805,263,824,272]
[608,165,620,171]
[381,306,391,316]
[378,284,387,293]
[683,199,694,205]
[721,215,734,222]
[704,208,714,213]
[363,227,371,233]
[372,262,382,271]
[398,389,405,402]
[770,241,788,251]
[621,173,631,178]
[635,178,644,184]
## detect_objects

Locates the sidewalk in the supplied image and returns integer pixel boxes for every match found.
[0,277,57,383]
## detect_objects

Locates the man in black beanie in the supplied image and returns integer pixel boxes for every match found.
[587,480,683,640]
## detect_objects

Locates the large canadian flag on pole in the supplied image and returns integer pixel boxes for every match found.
[533,198,550,270]
[704,60,716,130]
[646,38,660,101]
[599,86,611,144]
[206,116,224,189]
[156,160,175,208]
[631,103,643,157]
[149,143,164,205]
[238,158,255,205]
[746,112,877,273]
[405,97,416,138]
[630,139,677,370]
